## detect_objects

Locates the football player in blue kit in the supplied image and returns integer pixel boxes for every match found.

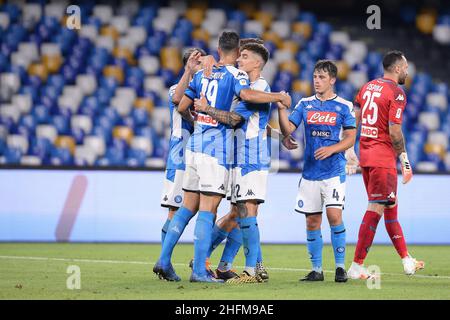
[277,60,357,282]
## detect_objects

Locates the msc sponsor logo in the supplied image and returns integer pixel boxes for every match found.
[311,130,331,138]
[307,111,337,125]
[361,125,378,138]
[197,114,218,127]
[174,195,182,203]
[337,247,345,253]
[298,200,304,208]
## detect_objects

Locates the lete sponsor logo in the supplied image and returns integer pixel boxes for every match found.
[307,111,337,125]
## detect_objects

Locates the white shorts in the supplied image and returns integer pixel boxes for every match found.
[182,150,230,196]
[160,169,185,208]
[229,167,268,204]
[294,176,346,215]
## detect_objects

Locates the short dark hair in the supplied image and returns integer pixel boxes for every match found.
[239,38,264,48]
[240,43,270,65]
[182,47,207,66]
[382,50,405,71]
[314,60,337,78]
[218,31,240,52]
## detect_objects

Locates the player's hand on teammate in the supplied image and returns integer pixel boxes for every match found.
[345,147,359,175]
[282,135,298,150]
[194,93,210,113]
[201,55,217,78]
[186,50,202,75]
[399,152,413,184]
[314,146,336,160]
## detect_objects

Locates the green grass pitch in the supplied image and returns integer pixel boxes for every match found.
[0,243,449,300]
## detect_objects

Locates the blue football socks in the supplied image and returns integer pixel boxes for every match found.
[306,229,323,272]
[193,211,215,276]
[159,207,194,266]
[331,223,346,269]
[240,216,260,275]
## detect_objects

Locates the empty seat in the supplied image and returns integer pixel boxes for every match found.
[12,94,32,114]
[44,3,66,20]
[71,115,93,134]
[20,155,42,166]
[0,104,21,123]
[103,66,124,84]
[113,126,134,144]
[292,22,312,39]
[144,76,166,96]
[74,145,97,166]
[127,26,147,46]
[273,49,293,64]
[55,136,76,155]
[18,42,39,61]
[76,74,98,95]
[36,124,58,143]
[427,131,449,149]
[426,92,448,112]
[244,20,264,36]
[110,16,130,34]
[7,134,29,154]
[418,112,440,131]
[0,13,10,29]
[271,20,290,38]
[84,136,106,157]
[145,157,166,169]
[416,161,438,172]
[139,56,160,75]
[131,136,153,155]
[347,71,368,89]
[111,96,133,117]
[41,43,61,57]
[134,98,154,113]
[79,25,98,42]
[58,95,80,114]
[329,31,351,48]
[93,5,113,24]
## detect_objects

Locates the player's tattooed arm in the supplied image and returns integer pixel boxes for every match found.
[389,123,406,156]
[194,93,244,127]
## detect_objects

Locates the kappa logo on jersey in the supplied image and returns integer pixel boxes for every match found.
[307,111,337,125]
[163,195,169,201]
[218,184,225,191]
[305,105,313,109]
[245,189,255,196]
[388,191,396,199]
[395,94,405,101]
[197,113,218,127]
[311,130,331,138]
[361,125,379,138]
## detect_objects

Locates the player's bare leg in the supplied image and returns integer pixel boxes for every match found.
[326,207,348,282]
[154,191,199,281]
[300,214,325,281]
[227,200,264,283]
[384,200,425,275]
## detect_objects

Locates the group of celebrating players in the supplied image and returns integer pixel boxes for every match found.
[153,30,425,284]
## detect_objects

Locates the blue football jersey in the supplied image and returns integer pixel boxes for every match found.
[233,77,272,174]
[288,95,356,181]
[184,65,250,167]
[166,84,194,176]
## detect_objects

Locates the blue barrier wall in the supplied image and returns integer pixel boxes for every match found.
[0,169,448,244]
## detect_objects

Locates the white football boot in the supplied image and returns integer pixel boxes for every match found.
[347,261,372,280]
[402,255,425,275]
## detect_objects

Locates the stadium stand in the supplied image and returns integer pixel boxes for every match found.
[0,1,449,172]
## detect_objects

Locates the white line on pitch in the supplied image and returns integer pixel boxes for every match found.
[0,255,448,280]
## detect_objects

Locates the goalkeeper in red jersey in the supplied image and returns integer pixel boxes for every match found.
[348,51,425,279]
